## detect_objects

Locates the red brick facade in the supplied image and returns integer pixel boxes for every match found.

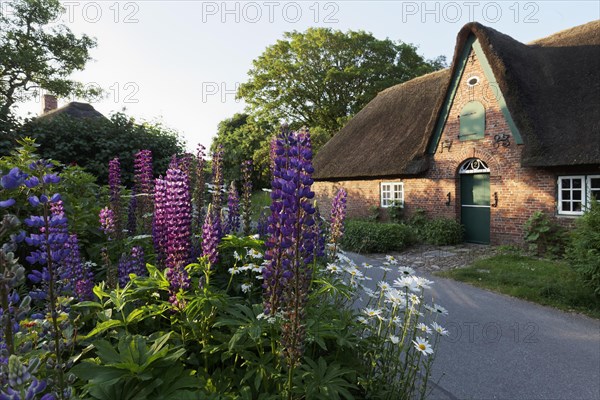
[314,49,586,245]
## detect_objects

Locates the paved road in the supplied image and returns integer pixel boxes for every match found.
[346,252,600,400]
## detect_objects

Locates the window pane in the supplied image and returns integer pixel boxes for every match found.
[562,190,571,200]
[562,202,571,212]
[591,189,600,201]
[573,190,582,201]
[562,179,571,189]
[573,201,582,212]
[590,178,600,189]
[573,179,582,189]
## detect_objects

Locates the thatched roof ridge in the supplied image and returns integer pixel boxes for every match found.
[38,102,106,121]
[314,21,600,180]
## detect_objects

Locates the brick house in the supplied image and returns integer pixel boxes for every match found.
[312,21,600,245]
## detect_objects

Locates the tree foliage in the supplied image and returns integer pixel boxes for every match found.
[210,113,275,188]
[237,27,446,136]
[15,112,185,185]
[0,0,97,125]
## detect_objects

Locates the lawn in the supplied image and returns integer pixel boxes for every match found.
[439,254,600,319]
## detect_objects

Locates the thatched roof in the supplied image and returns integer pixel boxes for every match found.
[314,21,600,180]
[37,102,106,121]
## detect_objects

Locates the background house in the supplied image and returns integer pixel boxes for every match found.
[313,21,600,245]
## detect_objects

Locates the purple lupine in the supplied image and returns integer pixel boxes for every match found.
[133,150,154,234]
[241,160,253,235]
[193,144,206,224]
[201,205,220,266]
[329,187,347,256]
[313,206,326,259]
[108,158,123,239]
[99,207,115,239]
[263,126,316,367]
[127,188,137,236]
[62,234,94,300]
[152,177,167,265]
[117,246,146,287]
[225,182,240,234]
[211,145,224,223]
[163,167,192,304]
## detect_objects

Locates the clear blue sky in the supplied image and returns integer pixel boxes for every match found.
[14,1,600,151]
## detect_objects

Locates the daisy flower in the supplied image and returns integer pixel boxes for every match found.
[398,266,415,275]
[363,308,383,318]
[363,287,377,299]
[241,283,252,293]
[326,263,342,274]
[361,262,374,269]
[385,289,405,306]
[413,337,433,356]
[414,276,433,289]
[417,322,432,334]
[389,335,400,344]
[433,303,448,315]
[379,266,392,272]
[233,250,242,261]
[408,293,421,305]
[385,255,398,265]
[378,281,391,292]
[246,248,263,259]
[431,321,449,336]
[228,266,242,275]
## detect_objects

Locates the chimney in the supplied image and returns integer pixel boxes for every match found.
[42,94,58,114]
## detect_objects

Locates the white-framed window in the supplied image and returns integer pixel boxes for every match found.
[557,175,600,215]
[380,182,404,208]
[588,175,600,203]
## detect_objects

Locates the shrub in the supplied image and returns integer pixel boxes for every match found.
[567,200,600,295]
[341,220,415,253]
[421,218,464,245]
[15,112,185,185]
[524,211,566,258]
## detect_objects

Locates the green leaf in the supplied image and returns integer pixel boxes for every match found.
[79,319,123,340]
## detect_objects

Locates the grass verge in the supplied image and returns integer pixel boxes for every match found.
[438,254,600,319]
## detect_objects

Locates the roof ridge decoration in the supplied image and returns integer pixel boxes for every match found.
[426,33,523,155]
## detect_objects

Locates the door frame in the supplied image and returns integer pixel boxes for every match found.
[459,159,491,244]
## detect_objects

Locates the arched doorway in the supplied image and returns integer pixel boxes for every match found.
[459,159,490,244]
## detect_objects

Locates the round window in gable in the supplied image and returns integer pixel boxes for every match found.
[467,76,480,87]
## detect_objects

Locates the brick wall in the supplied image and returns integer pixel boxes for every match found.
[314,48,582,245]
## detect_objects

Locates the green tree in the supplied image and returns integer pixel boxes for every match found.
[0,0,97,125]
[238,27,445,137]
[18,112,185,185]
[210,113,275,188]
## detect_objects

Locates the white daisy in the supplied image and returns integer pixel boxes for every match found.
[389,335,400,344]
[433,304,448,315]
[413,337,433,356]
[398,266,415,275]
[326,263,342,274]
[363,308,383,318]
[384,289,405,306]
[414,276,433,290]
[417,323,432,335]
[379,266,392,272]
[247,248,263,259]
[241,283,252,293]
[361,262,374,269]
[391,316,403,326]
[363,287,377,299]
[233,250,242,261]
[431,321,449,336]
[357,316,369,325]
[228,266,242,275]
[393,276,419,293]
[385,255,398,265]
[408,294,421,305]
[378,281,391,292]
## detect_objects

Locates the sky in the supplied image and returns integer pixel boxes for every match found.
[9,0,600,151]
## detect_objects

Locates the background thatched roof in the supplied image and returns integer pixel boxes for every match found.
[314,21,600,180]
[38,102,106,121]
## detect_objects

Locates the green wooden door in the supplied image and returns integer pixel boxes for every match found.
[460,173,490,244]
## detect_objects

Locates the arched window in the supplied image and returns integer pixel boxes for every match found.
[459,101,485,140]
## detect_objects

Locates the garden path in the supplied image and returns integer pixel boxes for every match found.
[346,250,600,400]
